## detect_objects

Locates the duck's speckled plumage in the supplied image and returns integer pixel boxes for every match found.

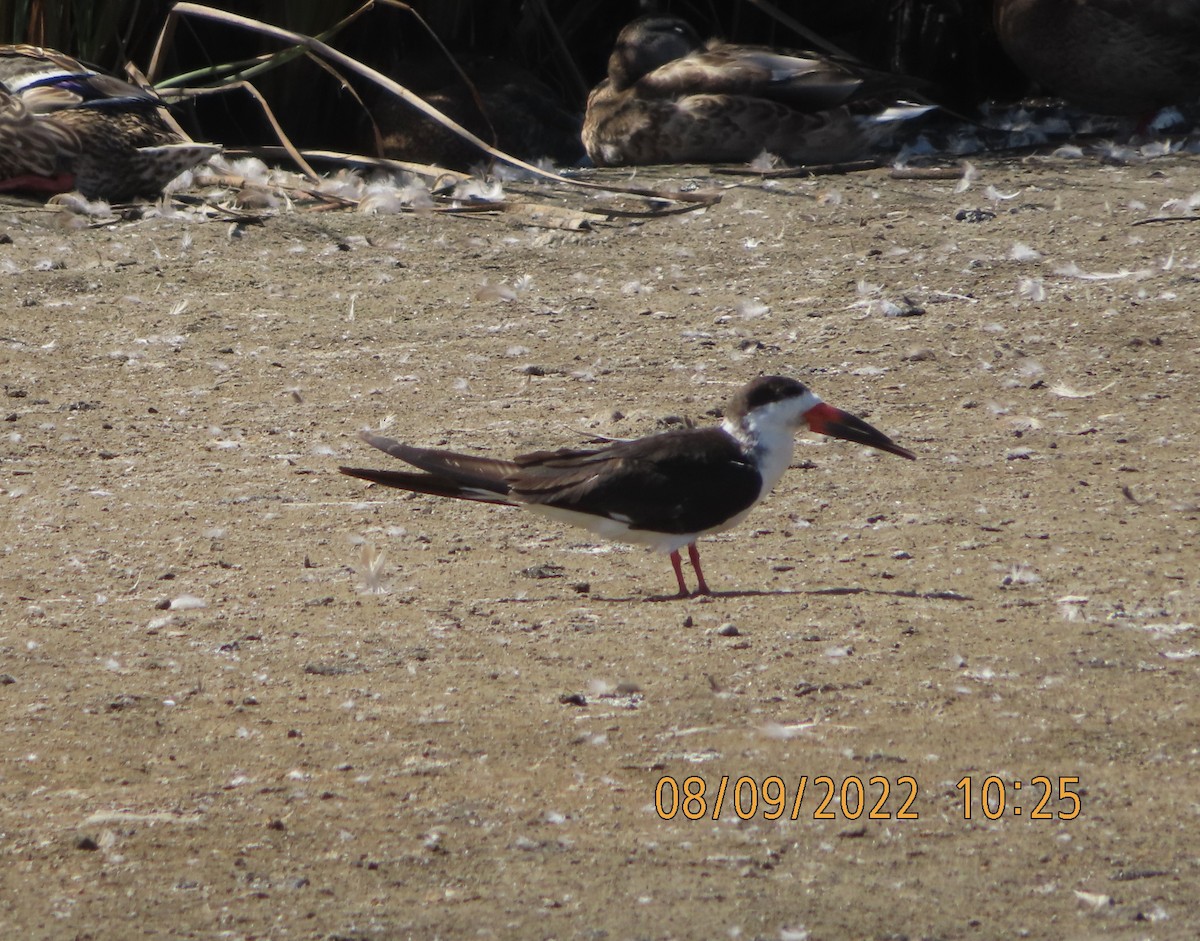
[994,0,1200,114]
[582,16,932,167]
[0,44,219,201]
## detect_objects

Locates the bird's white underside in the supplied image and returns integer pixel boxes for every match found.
[527,503,695,553]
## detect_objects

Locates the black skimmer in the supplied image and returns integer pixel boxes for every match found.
[582,15,933,167]
[340,376,914,597]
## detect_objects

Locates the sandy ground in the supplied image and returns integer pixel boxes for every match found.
[2,152,1199,940]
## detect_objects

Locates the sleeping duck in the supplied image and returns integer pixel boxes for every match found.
[582,15,933,167]
[994,0,1200,114]
[0,44,218,202]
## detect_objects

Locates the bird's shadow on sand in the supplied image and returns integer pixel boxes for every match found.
[636,586,973,603]
[488,587,973,604]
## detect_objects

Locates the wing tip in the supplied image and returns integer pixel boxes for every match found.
[339,465,375,481]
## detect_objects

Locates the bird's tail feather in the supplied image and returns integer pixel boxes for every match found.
[358,431,518,495]
[339,465,516,506]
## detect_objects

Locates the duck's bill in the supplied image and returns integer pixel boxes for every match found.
[805,402,916,460]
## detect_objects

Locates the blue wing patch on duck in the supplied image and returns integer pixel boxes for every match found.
[582,16,934,167]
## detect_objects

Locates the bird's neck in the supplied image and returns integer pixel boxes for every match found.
[723,415,796,496]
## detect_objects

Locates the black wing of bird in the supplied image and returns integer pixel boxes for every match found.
[506,427,764,535]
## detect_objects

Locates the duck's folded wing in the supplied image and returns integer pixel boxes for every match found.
[1,46,159,112]
[638,46,865,109]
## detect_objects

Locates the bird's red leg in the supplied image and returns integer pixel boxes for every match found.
[687,542,711,595]
[669,549,690,597]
